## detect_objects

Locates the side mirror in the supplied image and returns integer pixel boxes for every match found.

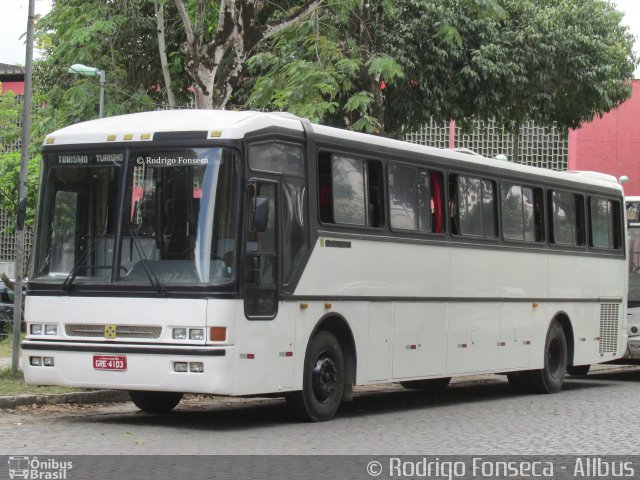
[250,196,269,233]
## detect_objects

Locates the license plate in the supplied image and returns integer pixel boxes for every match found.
[93,354,127,371]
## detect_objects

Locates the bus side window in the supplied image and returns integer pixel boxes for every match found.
[589,197,622,250]
[549,190,585,246]
[501,184,544,243]
[449,173,497,239]
[317,152,383,228]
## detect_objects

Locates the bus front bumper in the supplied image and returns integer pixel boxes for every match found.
[21,340,234,395]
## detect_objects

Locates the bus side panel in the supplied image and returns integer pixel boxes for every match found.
[367,302,392,382]
[391,302,448,380]
[294,238,451,298]
[446,302,500,374]
[450,248,548,299]
[231,301,297,395]
[570,303,600,366]
[548,255,625,299]
[499,303,533,370]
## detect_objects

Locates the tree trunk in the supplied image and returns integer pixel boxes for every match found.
[512,121,521,163]
[154,1,176,108]
[174,0,322,110]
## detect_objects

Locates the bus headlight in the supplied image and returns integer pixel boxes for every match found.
[189,329,204,341]
[45,325,58,336]
[30,356,42,366]
[189,362,204,373]
[30,324,43,335]
[173,362,188,372]
[172,328,187,340]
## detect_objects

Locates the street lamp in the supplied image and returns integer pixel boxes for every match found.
[68,64,105,118]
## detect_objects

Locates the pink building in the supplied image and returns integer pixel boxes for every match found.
[569,79,640,195]
[0,63,25,95]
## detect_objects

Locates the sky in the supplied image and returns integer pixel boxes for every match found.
[0,0,639,77]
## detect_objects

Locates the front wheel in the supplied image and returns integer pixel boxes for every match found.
[286,331,345,422]
[129,391,183,413]
[526,320,568,394]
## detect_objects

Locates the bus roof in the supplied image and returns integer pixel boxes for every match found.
[44,109,623,193]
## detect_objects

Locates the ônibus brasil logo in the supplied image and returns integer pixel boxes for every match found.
[8,456,73,479]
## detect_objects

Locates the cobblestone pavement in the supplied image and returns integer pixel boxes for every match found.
[1,366,639,456]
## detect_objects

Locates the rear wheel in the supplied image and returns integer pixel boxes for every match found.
[400,377,451,391]
[567,364,590,377]
[129,391,183,413]
[286,331,344,422]
[526,320,568,393]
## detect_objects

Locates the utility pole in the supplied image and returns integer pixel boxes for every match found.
[12,0,36,371]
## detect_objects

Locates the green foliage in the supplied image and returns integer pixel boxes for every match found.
[245,0,636,137]
[0,88,20,147]
[34,0,190,131]
[383,0,637,135]
[0,87,41,232]
[244,1,404,133]
[31,0,639,140]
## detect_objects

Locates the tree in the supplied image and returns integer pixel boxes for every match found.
[172,0,325,109]
[34,0,191,131]
[388,0,637,137]
[244,0,404,132]
[0,87,40,231]
[247,0,637,137]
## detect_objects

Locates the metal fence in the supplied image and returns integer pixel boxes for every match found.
[406,118,569,171]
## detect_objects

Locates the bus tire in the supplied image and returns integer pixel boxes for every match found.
[129,391,183,413]
[286,331,344,422]
[526,320,568,394]
[567,364,590,377]
[400,377,451,391]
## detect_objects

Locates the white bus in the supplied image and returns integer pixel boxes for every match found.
[23,110,627,421]
[625,197,640,360]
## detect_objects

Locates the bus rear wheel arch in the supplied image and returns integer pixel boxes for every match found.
[509,318,569,394]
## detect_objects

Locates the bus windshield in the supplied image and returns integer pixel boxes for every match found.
[33,147,239,288]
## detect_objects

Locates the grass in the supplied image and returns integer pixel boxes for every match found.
[0,367,84,396]
[0,333,25,358]
[0,335,85,396]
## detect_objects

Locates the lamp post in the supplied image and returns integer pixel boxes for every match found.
[68,64,105,118]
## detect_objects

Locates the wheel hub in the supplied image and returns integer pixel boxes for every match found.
[547,338,563,377]
[312,354,338,403]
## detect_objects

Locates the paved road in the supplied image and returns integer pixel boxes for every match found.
[1,366,639,456]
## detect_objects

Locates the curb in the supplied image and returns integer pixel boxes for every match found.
[0,390,130,409]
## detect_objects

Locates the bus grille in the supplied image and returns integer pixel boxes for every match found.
[599,303,620,355]
[65,324,162,339]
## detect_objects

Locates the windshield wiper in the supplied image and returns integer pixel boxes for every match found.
[61,236,97,292]
[128,226,167,295]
